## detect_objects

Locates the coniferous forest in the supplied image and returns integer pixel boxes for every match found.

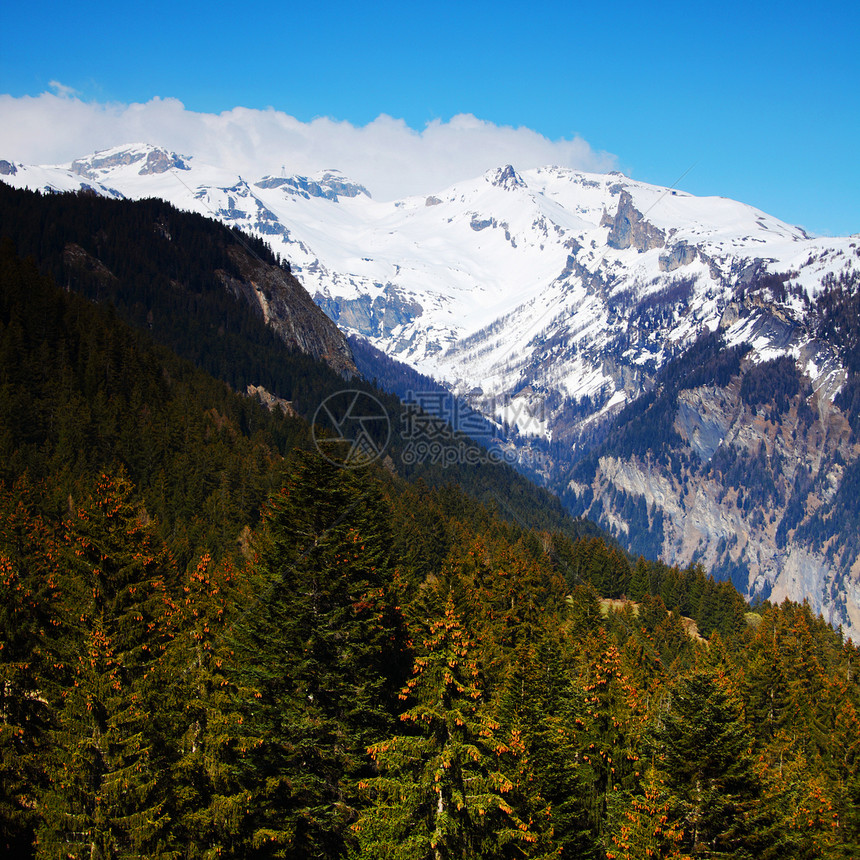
[1,191,860,859]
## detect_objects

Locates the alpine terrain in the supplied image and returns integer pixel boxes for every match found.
[3,144,860,635]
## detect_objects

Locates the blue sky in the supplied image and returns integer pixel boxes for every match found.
[2,0,858,235]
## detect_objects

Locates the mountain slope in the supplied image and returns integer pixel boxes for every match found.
[4,144,860,633]
[0,183,607,548]
[0,181,356,379]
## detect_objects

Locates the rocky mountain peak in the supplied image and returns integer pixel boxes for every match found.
[71,144,190,179]
[487,164,526,190]
[255,170,370,202]
[603,189,666,252]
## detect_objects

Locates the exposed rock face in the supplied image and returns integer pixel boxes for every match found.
[72,147,189,178]
[63,243,118,284]
[604,190,666,252]
[218,246,357,377]
[487,165,526,191]
[659,242,698,271]
[675,386,732,461]
[0,160,17,176]
[255,171,369,201]
[569,338,860,636]
[138,148,189,175]
[315,286,423,342]
[246,384,297,416]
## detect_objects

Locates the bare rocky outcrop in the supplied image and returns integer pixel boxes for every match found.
[487,165,526,191]
[218,246,356,377]
[138,148,189,175]
[603,190,666,252]
[246,384,297,416]
[255,171,369,201]
[63,243,118,284]
[314,285,423,342]
[659,242,698,271]
[71,146,189,178]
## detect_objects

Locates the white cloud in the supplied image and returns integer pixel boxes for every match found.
[0,92,617,199]
[48,81,80,99]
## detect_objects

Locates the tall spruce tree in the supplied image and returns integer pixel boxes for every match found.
[607,766,689,860]
[167,552,255,859]
[654,670,761,857]
[231,450,407,859]
[352,593,552,860]
[37,472,175,860]
[498,634,598,859]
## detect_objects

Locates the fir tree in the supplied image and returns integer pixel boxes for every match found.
[231,450,408,859]
[353,593,552,860]
[37,472,174,860]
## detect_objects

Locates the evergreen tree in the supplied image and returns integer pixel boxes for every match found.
[607,766,689,860]
[498,634,598,858]
[231,451,408,859]
[0,479,61,858]
[37,472,174,860]
[627,557,651,603]
[755,732,839,859]
[574,635,645,846]
[353,593,551,860]
[654,670,761,857]
[168,552,255,859]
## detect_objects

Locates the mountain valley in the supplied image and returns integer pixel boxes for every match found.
[3,144,860,634]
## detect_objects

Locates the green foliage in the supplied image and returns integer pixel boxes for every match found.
[229,451,409,858]
[353,594,552,860]
[0,235,305,557]
[37,472,175,859]
[166,552,254,859]
[0,478,60,857]
[739,354,803,413]
[653,671,761,857]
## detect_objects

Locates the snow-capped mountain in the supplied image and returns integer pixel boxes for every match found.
[4,145,852,421]
[4,144,860,634]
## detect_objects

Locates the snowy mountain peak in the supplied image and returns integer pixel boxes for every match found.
[4,146,860,636]
[486,164,526,190]
[255,169,370,202]
[70,143,191,179]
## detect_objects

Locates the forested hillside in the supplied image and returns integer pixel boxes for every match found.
[0,184,593,540]
[1,193,859,858]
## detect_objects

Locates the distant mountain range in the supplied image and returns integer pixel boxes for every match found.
[3,143,860,636]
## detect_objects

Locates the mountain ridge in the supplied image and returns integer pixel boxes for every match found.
[4,143,860,634]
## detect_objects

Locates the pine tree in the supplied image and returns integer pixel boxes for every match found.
[37,472,174,860]
[231,451,408,859]
[654,670,761,857]
[353,593,551,860]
